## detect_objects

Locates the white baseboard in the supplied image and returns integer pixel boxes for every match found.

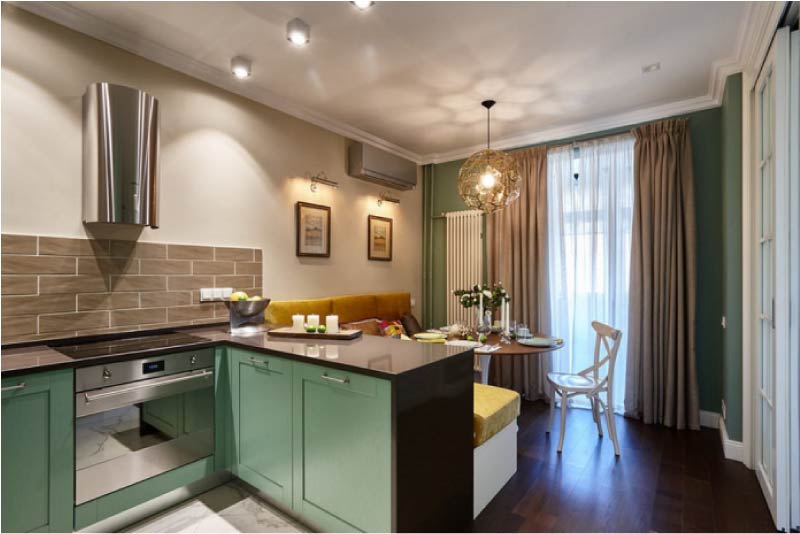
[719,416,745,462]
[699,410,721,429]
[700,410,744,462]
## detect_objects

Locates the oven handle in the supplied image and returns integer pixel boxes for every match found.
[83,369,213,403]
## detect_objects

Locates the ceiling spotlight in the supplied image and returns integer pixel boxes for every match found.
[287,18,310,47]
[351,0,375,10]
[230,56,252,79]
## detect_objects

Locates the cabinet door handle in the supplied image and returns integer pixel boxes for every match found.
[1,382,26,392]
[249,357,269,368]
[320,373,349,384]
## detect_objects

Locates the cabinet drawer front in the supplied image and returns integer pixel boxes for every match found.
[231,348,287,374]
[292,362,392,533]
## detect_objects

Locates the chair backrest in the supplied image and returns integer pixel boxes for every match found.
[584,321,623,392]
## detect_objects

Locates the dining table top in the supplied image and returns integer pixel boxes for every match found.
[481,333,565,356]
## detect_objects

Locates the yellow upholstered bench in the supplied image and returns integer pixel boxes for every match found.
[265,292,411,327]
[473,383,520,518]
[474,383,520,447]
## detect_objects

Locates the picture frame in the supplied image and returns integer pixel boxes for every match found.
[368,215,393,261]
[296,202,331,257]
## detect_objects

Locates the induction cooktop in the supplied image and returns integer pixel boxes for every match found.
[50,331,209,360]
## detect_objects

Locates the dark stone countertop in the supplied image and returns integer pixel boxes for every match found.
[1,325,472,380]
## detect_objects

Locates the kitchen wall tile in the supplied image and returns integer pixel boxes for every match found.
[168,244,214,260]
[2,294,76,317]
[110,275,167,292]
[140,291,192,308]
[39,311,109,333]
[168,275,214,291]
[1,275,38,295]
[235,262,261,275]
[111,308,167,327]
[193,261,235,275]
[192,317,224,326]
[215,275,254,289]
[215,247,253,262]
[1,234,37,255]
[254,249,263,262]
[140,259,192,275]
[2,315,37,336]
[39,275,108,294]
[167,304,215,322]
[111,240,167,259]
[76,326,138,337]
[39,237,109,256]
[254,276,263,290]
[3,255,75,274]
[78,292,140,311]
[78,257,139,276]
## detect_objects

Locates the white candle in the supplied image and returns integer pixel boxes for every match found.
[292,314,305,332]
[326,315,339,334]
[504,300,510,332]
[307,314,320,329]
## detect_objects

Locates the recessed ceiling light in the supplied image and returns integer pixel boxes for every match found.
[230,56,252,79]
[641,62,661,74]
[287,18,310,47]
[351,0,375,10]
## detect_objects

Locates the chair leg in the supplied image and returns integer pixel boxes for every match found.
[603,400,620,456]
[592,396,603,437]
[547,389,556,433]
[557,391,568,453]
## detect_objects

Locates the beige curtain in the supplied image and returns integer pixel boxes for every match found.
[625,119,700,430]
[486,146,551,399]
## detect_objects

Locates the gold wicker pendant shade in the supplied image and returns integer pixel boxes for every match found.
[457,100,521,214]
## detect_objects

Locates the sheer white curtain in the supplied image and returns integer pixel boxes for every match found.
[547,134,634,413]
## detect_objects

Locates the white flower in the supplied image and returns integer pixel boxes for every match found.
[483,290,492,298]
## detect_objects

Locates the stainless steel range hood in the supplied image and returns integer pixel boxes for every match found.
[83,83,160,227]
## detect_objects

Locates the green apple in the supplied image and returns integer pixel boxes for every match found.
[318,325,327,334]
[466,335,474,341]
[479,334,488,343]
[305,324,317,333]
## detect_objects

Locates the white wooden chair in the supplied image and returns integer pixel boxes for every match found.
[474,354,492,384]
[546,321,623,456]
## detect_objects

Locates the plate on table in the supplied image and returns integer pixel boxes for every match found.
[517,337,563,347]
[414,332,447,340]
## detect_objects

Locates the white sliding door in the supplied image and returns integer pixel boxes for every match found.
[789,27,800,534]
[753,26,792,531]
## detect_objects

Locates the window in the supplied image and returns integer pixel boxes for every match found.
[547,134,634,413]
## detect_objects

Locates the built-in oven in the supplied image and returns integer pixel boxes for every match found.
[73,349,215,505]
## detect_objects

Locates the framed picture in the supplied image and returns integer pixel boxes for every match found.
[296,202,331,257]
[368,215,393,261]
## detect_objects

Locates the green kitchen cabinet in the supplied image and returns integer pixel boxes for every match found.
[230,349,293,507]
[292,362,392,533]
[1,369,73,533]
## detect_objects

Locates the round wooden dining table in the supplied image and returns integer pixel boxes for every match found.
[475,333,565,388]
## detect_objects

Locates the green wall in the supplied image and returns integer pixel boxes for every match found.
[423,106,731,415]
[721,73,744,440]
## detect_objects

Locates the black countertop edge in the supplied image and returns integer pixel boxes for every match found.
[0,322,229,351]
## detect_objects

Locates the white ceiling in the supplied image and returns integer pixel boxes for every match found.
[23,1,750,162]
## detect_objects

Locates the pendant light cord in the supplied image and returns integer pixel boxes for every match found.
[487,106,490,150]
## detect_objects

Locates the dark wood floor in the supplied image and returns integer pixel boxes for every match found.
[473,400,776,533]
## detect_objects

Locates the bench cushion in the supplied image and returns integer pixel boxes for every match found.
[474,383,520,447]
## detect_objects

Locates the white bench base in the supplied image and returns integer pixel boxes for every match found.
[473,420,518,518]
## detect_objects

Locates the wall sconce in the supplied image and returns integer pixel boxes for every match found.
[309,171,339,192]
[377,191,400,207]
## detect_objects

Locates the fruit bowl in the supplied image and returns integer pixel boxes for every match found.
[224,299,270,317]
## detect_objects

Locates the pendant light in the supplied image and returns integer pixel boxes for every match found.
[457,100,521,213]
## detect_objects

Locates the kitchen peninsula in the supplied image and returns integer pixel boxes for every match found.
[1,326,474,533]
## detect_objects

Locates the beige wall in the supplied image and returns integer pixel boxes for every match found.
[1,6,422,309]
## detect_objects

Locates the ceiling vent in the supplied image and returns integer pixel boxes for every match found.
[347,142,417,190]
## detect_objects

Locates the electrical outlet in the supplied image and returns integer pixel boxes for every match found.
[721,399,727,420]
[721,316,727,329]
[199,288,214,302]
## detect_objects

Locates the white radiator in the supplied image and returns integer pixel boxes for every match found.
[446,210,484,326]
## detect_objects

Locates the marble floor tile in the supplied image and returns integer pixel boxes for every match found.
[124,481,307,533]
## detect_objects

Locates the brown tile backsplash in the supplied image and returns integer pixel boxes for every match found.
[0,234,262,342]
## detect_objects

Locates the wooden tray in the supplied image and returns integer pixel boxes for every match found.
[267,327,363,341]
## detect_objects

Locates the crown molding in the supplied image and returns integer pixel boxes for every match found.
[12,1,425,164]
[14,0,776,167]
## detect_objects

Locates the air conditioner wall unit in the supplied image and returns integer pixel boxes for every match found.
[347,141,418,190]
